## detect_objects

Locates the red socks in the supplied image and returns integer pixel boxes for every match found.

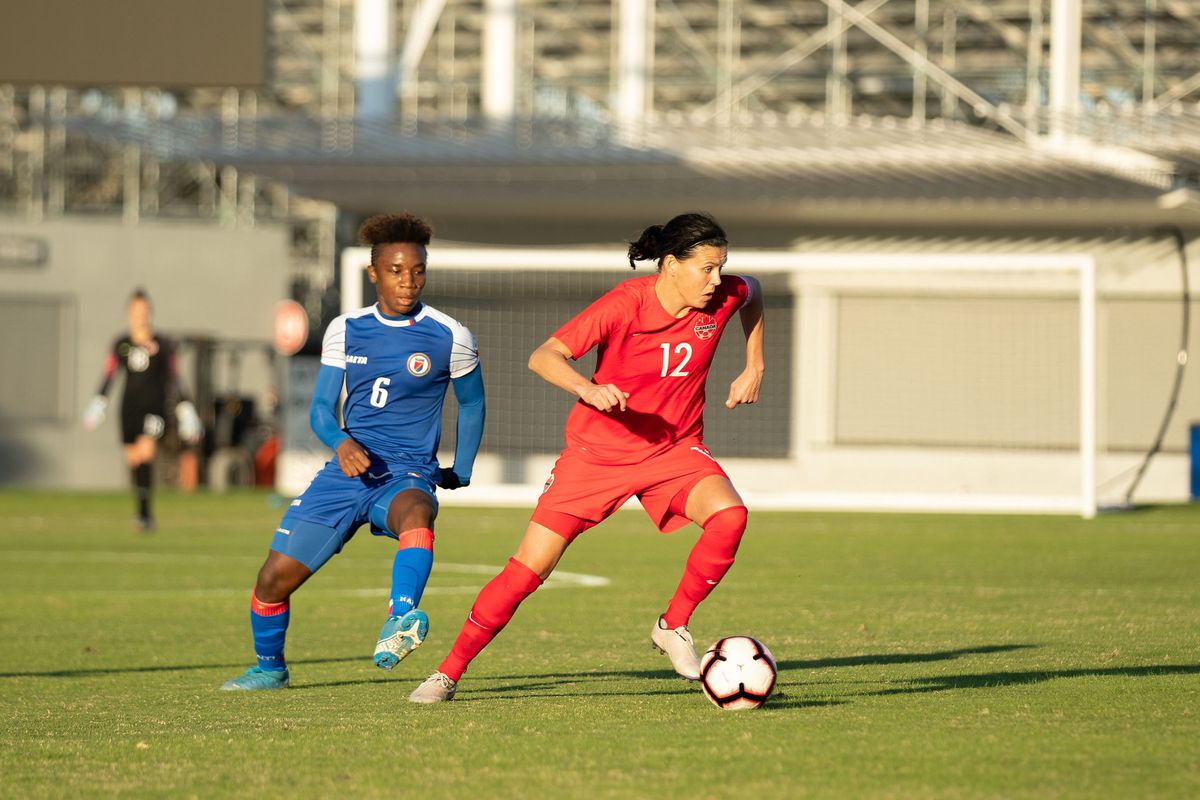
[662,505,747,629]
[436,507,746,681]
[438,558,543,681]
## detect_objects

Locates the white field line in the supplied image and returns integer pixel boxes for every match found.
[0,552,610,596]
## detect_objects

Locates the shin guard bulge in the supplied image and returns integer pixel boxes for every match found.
[389,527,435,617]
[662,505,748,629]
[438,558,543,681]
[250,592,290,672]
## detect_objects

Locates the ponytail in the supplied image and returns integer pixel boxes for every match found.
[627,225,665,269]
[626,212,727,270]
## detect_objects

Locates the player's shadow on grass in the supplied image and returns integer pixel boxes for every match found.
[466,690,845,708]
[0,655,360,680]
[308,646,1039,699]
[373,676,847,708]
[868,663,1200,697]
[433,685,703,703]
[294,666,690,692]
[290,645,1039,697]
[775,643,1035,674]
[294,670,839,709]
[478,644,1033,687]
[753,645,1041,710]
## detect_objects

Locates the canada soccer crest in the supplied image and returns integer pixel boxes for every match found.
[407,352,432,377]
[693,315,717,340]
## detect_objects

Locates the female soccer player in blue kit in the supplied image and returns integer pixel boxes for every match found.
[222,213,485,690]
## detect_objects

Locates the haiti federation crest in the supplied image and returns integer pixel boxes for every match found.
[406,352,432,377]
[693,315,717,340]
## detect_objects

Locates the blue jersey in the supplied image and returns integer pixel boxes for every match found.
[320,303,479,474]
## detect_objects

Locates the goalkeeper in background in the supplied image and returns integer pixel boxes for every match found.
[82,288,202,532]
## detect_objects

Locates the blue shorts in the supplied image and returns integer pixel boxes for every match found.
[270,458,438,572]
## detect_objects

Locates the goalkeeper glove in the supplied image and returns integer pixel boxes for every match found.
[176,401,203,444]
[437,467,470,490]
[82,396,108,431]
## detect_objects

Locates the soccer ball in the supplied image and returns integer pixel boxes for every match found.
[699,636,777,710]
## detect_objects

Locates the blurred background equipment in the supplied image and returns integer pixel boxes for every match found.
[187,337,279,491]
[1,0,1197,512]
[272,299,310,357]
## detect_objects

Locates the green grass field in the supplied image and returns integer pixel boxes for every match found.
[1,490,1197,799]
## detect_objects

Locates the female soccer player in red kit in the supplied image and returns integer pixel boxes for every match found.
[410,212,764,702]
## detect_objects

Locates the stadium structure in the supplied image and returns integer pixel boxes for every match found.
[1,0,1198,516]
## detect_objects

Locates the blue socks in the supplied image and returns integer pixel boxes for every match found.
[250,593,289,672]
[245,527,435,675]
[389,528,435,617]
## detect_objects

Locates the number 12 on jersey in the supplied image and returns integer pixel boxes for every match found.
[659,342,692,377]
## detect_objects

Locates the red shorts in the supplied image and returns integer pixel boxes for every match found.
[531,440,729,539]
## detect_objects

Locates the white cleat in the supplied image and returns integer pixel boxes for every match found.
[651,616,702,681]
[408,671,458,704]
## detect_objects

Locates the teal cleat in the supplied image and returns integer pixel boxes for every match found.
[373,608,429,671]
[220,666,290,691]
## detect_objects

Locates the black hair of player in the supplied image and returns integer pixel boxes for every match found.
[627,212,727,270]
[359,212,434,267]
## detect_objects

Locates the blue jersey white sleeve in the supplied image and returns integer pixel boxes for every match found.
[318,304,480,479]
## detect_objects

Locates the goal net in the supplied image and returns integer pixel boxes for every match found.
[334,247,1098,518]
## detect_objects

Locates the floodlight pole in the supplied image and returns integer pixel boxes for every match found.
[396,0,448,117]
[1048,0,1081,143]
[616,0,653,141]
[355,0,395,118]
[483,0,517,121]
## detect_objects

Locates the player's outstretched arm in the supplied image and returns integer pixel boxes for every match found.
[82,342,121,430]
[82,395,108,431]
[529,337,628,412]
[165,339,203,444]
[440,366,486,489]
[309,364,367,477]
[175,401,203,444]
[725,276,765,409]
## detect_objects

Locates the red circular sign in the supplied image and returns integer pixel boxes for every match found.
[273,300,309,356]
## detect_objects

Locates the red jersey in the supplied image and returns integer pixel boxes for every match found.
[552,273,752,465]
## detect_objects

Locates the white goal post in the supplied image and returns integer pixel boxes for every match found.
[334,246,1098,518]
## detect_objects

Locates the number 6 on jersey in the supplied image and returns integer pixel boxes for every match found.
[370,376,391,407]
